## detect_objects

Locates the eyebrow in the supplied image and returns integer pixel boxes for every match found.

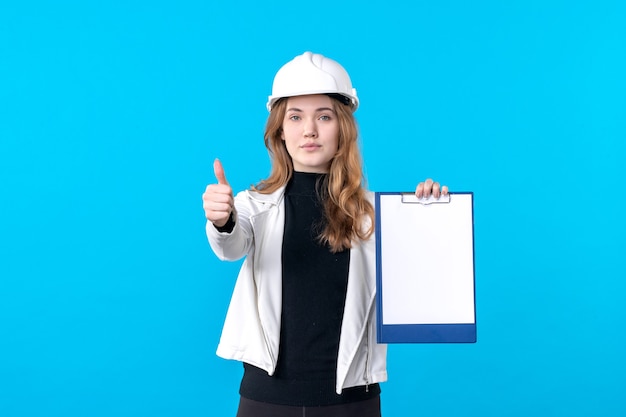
[286,107,336,113]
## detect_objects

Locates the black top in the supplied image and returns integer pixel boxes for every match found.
[239,172,380,405]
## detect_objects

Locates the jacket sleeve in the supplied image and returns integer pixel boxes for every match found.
[206,190,255,261]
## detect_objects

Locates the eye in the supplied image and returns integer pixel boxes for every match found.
[319,115,332,121]
[288,114,301,121]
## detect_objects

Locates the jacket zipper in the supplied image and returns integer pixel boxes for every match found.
[364,318,371,392]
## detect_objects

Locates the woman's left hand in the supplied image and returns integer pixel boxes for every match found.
[415,179,449,199]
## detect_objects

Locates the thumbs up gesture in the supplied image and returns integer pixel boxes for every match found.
[203,159,234,228]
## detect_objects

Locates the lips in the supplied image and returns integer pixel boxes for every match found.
[301,142,321,149]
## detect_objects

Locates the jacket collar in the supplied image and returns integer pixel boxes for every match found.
[246,186,286,206]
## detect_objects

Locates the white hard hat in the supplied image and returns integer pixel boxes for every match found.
[266,51,359,112]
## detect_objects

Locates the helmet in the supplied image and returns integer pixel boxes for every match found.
[266,51,359,112]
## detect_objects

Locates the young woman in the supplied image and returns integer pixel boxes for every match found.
[202,51,448,417]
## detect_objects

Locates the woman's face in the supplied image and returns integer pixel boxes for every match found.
[281,94,339,173]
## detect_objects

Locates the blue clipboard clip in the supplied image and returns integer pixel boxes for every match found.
[400,193,451,205]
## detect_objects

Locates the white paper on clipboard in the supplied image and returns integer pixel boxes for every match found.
[375,192,476,343]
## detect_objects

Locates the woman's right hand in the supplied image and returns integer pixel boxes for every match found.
[202,159,234,228]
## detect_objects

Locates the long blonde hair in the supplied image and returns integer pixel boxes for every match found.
[253,96,374,253]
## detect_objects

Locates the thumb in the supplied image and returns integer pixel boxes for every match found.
[213,158,229,185]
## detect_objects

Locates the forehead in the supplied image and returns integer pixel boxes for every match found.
[285,94,334,109]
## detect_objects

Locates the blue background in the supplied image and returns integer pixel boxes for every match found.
[1,1,625,416]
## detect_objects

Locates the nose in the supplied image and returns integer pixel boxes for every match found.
[303,119,317,138]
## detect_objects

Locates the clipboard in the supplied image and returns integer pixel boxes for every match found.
[375,192,476,343]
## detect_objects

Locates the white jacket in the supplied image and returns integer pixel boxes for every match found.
[206,186,387,394]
